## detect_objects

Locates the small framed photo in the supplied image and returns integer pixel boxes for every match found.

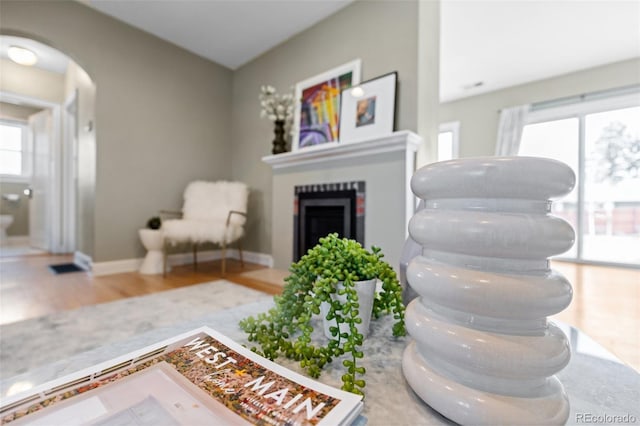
[338,72,397,143]
[292,59,361,151]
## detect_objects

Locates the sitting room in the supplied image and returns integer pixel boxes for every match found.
[0,0,638,424]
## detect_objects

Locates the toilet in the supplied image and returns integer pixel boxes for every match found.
[0,215,14,242]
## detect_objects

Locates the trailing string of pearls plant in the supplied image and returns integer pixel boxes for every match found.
[239,234,406,396]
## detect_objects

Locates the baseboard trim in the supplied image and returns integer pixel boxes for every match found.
[91,249,273,276]
[74,251,92,271]
[167,249,222,266]
[5,236,29,245]
[92,258,141,276]
[230,249,274,268]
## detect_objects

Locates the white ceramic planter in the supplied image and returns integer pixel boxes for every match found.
[402,156,575,425]
[320,278,376,340]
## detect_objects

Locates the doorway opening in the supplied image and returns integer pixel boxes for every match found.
[0,35,95,261]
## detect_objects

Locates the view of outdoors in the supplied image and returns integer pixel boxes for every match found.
[583,107,640,264]
[0,123,23,176]
[438,130,454,162]
[520,118,579,259]
[520,105,640,266]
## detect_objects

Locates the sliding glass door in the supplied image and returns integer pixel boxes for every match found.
[582,106,640,264]
[520,118,579,258]
[519,94,639,267]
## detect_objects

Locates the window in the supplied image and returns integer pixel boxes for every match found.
[438,121,460,162]
[519,91,640,267]
[0,121,29,179]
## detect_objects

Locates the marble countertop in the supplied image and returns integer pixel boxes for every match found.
[1,287,639,425]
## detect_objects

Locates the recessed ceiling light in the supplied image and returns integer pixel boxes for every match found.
[462,81,484,90]
[7,46,38,66]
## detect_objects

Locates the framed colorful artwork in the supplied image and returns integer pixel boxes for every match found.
[338,72,397,143]
[292,59,361,151]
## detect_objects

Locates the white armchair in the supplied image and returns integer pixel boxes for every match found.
[161,181,249,276]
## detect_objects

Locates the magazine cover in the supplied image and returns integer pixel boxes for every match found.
[0,326,363,426]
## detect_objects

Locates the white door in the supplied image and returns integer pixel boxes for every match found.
[63,92,78,253]
[28,109,52,251]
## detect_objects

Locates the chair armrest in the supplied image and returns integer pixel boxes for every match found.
[160,210,183,218]
[226,210,247,227]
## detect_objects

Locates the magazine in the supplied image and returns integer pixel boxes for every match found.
[0,326,363,426]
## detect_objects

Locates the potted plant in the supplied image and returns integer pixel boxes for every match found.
[146,216,162,230]
[239,233,406,396]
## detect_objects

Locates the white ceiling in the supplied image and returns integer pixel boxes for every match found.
[86,0,355,70]
[4,1,640,102]
[441,0,640,101]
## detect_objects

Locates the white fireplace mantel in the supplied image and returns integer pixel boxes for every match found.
[262,131,421,170]
[264,130,423,272]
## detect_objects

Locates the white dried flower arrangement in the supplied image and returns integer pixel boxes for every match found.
[259,85,295,123]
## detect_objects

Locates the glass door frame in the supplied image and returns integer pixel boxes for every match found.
[524,92,640,269]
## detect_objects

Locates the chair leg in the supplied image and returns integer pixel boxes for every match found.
[193,242,198,270]
[238,239,244,268]
[221,240,227,276]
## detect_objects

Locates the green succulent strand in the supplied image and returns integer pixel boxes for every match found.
[239,233,406,397]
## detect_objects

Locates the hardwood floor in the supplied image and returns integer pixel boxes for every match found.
[0,254,638,371]
[550,260,640,372]
[0,253,282,327]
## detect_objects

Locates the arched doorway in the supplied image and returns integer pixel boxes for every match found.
[0,35,96,261]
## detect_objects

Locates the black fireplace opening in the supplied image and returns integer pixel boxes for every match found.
[293,182,365,261]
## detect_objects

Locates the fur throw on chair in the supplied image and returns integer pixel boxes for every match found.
[162,181,249,244]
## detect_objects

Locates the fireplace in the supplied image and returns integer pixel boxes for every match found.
[293,181,365,261]
[263,131,421,272]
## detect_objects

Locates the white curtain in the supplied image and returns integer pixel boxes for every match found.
[495,104,531,156]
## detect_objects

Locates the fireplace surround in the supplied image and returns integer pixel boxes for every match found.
[293,181,365,260]
[263,131,421,272]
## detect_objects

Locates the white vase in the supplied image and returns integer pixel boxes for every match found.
[320,278,376,340]
[402,156,575,425]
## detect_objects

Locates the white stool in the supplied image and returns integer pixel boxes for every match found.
[138,229,167,274]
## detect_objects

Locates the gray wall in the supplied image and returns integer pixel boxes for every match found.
[416,0,440,167]
[440,58,640,158]
[0,182,29,236]
[1,0,233,261]
[230,0,419,255]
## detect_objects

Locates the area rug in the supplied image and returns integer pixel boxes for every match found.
[0,280,273,381]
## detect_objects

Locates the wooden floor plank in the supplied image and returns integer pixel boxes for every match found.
[0,254,637,371]
[0,253,270,326]
[551,260,640,372]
